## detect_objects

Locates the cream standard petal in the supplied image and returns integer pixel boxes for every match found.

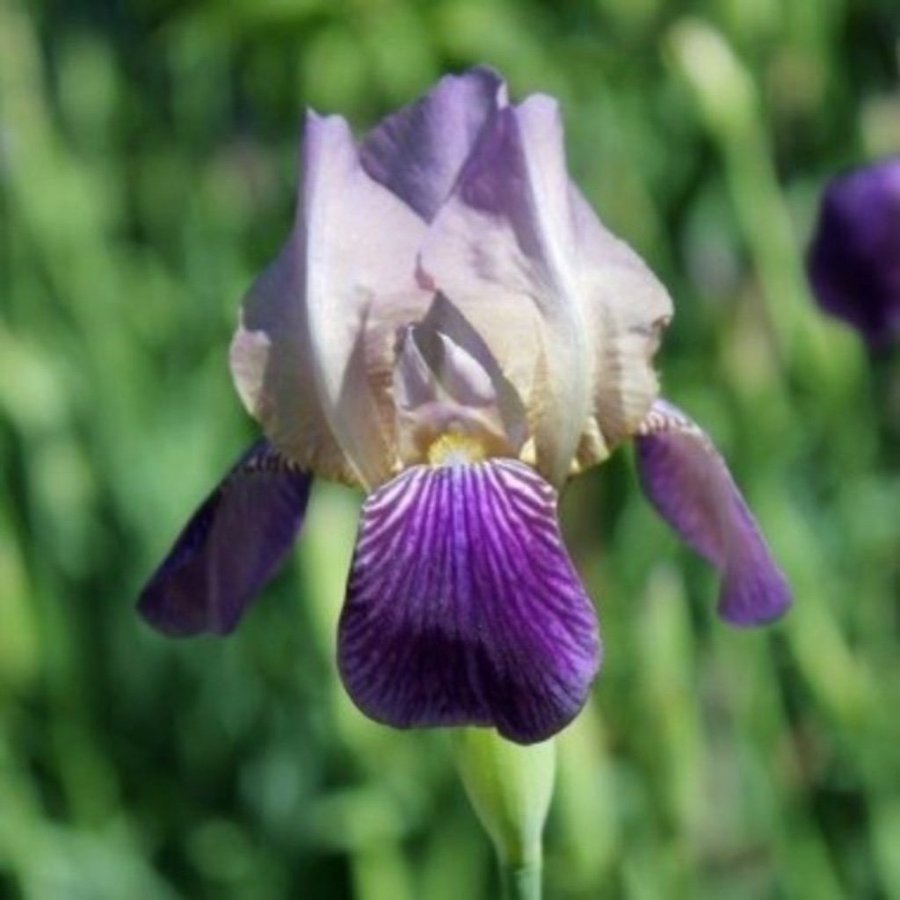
[570,188,673,469]
[231,243,356,483]
[419,98,591,486]
[231,112,431,489]
[305,113,436,488]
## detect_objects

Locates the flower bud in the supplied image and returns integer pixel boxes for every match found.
[453,728,555,897]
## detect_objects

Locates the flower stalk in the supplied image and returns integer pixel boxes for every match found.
[499,861,543,900]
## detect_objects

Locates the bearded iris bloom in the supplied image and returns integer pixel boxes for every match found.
[139,69,791,745]
[807,157,900,348]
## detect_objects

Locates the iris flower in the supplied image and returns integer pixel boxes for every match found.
[139,69,791,745]
[807,157,900,348]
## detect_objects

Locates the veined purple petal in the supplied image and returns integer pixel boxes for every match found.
[360,67,507,221]
[635,400,791,626]
[806,157,900,348]
[338,459,600,744]
[138,441,312,637]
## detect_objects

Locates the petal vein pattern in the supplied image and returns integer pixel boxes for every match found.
[338,459,600,744]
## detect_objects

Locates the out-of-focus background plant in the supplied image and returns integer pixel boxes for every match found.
[2,1,899,897]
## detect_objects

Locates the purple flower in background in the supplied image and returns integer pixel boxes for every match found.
[807,157,900,348]
[139,69,791,744]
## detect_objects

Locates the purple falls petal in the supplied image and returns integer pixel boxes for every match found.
[338,459,600,744]
[138,440,312,637]
[635,400,791,627]
[806,157,900,348]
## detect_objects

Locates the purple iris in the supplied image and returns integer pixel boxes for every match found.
[807,157,900,348]
[139,68,791,745]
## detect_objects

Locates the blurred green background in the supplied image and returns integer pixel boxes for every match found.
[2,0,900,897]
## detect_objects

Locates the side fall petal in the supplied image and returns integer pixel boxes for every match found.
[138,440,312,637]
[337,459,600,744]
[634,400,791,626]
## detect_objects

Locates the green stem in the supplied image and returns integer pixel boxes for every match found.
[500,859,542,900]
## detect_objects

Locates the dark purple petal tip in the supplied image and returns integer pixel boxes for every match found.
[338,459,600,744]
[138,440,312,637]
[807,157,900,348]
[635,401,792,627]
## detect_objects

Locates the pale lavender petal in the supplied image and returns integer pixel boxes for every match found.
[635,400,791,626]
[138,441,312,637]
[360,67,506,221]
[338,459,600,744]
[231,255,357,485]
[419,99,592,484]
[232,111,431,489]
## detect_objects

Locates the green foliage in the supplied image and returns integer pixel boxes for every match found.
[1,0,899,897]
